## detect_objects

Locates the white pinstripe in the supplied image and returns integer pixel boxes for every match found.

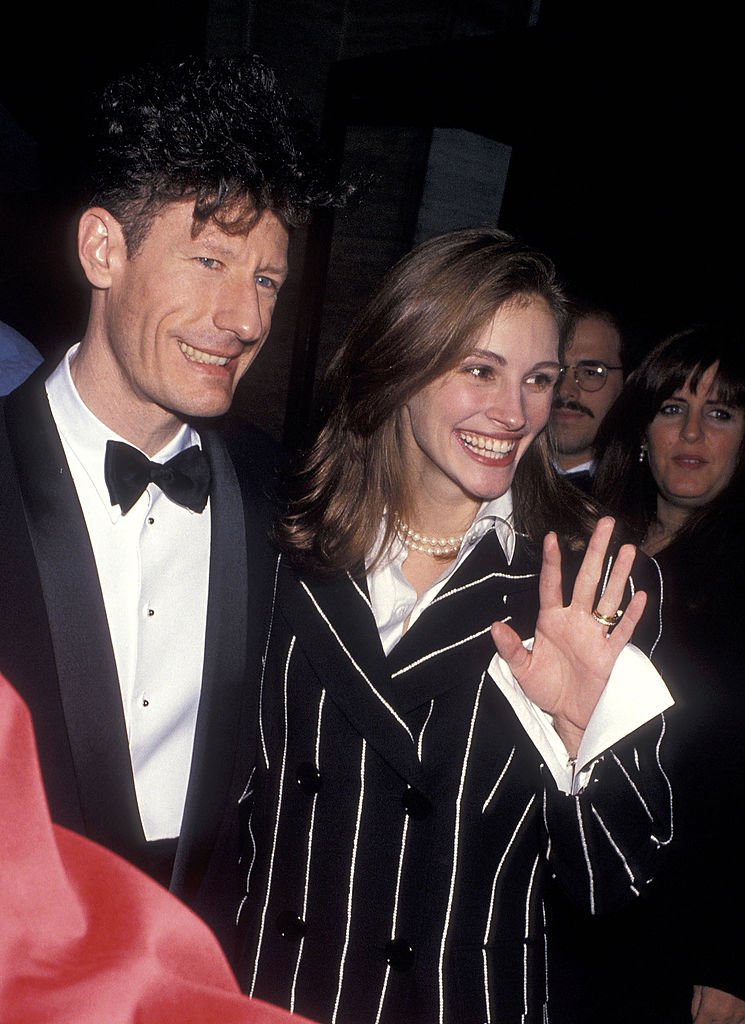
[609,752,653,820]
[374,812,410,1024]
[521,854,541,1023]
[438,674,485,1024]
[238,764,255,805]
[258,554,282,770]
[235,812,258,925]
[428,570,537,608]
[542,900,550,1024]
[348,571,373,612]
[391,625,493,678]
[417,700,435,762]
[289,690,326,1012]
[542,788,553,862]
[647,557,664,655]
[483,795,537,944]
[375,700,435,1020]
[482,795,537,1022]
[590,805,640,891]
[482,747,516,813]
[249,635,295,996]
[574,800,595,914]
[652,713,674,845]
[301,582,415,743]
[332,740,367,1024]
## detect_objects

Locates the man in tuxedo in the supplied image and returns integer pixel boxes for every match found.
[0,54,342,959]
[550,300,625,493]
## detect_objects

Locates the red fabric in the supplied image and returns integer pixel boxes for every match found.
[0,672,313,1024]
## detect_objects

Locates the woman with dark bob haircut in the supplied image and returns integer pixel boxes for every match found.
[584,325,745,1024]
[235,229,674,1024]
[593,323,745,557]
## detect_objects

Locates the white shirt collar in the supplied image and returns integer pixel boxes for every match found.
[554,458,595,476]
[366,491,518,656]
[466,491,517,564]
[370,490,517,571]
[45,343,200,523]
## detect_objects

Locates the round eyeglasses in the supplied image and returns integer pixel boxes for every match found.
[559,361,623,393]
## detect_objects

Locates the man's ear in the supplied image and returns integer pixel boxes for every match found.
[77,208,127,287]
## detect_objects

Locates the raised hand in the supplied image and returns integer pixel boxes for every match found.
[490,516,647,756]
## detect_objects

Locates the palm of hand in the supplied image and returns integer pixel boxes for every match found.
[491,518,647,753]
[524,598,627,725]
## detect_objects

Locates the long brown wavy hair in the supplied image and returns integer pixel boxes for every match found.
[279,227,599,573]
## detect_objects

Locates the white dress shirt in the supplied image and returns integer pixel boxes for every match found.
[366,494,672,795]
[45,346,211,839]
[367,492,516,656]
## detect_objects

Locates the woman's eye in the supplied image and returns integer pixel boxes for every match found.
[523,372,556,391]
[464,365,492,380]
[709,407,733,421]
[659,402,683,416]
[525,372,557,392]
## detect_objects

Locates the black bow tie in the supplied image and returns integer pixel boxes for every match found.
[104,440,211,515]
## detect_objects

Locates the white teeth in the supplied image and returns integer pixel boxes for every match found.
[179,342,230,367]
[459,432,516,459]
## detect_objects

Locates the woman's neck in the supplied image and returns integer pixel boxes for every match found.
[403,494,481,542]
[397,501,480,599]
[641,497,691,556]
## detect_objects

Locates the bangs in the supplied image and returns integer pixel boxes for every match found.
[647,326,745,411]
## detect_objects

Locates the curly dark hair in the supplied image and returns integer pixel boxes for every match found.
[83,53,349,253]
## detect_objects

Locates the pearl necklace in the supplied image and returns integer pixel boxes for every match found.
[396,520,467,557]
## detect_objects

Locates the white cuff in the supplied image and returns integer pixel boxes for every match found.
[488,642,674,794]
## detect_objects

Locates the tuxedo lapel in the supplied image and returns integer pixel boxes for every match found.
[173,424,280,901]
[3,374,144,856]
[173,427,250,896]
[279,563,428,790]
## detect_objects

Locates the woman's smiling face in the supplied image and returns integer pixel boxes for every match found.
[402,296,561,517]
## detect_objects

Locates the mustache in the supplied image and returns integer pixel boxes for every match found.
[553,397,595,418]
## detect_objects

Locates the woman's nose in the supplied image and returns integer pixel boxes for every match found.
[680,410,704,442]
[485,385,526,430]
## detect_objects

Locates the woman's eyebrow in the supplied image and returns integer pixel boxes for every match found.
[468,348,506,365]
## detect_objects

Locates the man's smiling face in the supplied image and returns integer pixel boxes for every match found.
[83,200,289,444]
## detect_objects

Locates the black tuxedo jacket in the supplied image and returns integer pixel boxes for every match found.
[0,365,280,956]
[236,532,672,1024]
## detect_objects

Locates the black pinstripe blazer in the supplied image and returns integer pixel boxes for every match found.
[235,530,672,1024]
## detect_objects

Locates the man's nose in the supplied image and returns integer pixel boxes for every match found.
[214,280,264,343]
[557,368,579,399]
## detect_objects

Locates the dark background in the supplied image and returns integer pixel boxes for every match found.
[1,0,741,446]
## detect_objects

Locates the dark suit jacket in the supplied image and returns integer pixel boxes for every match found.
[576,531,745,1021]
[235,531,673,1024]
[0,364,280,958]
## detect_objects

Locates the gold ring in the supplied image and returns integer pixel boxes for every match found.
[591,607,624,627]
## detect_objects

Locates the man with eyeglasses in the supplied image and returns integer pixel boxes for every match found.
[550,302,625,492]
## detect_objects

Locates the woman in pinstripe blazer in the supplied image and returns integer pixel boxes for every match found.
[235,229,674,1024]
